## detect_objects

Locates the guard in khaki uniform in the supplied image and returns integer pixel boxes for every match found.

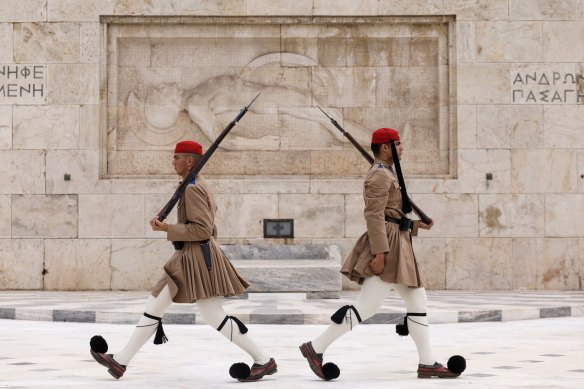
[299,128,465,380]
[90,140,277,382]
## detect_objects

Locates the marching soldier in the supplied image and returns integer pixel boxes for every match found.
[90,140,277,382]
[299,128,465,380]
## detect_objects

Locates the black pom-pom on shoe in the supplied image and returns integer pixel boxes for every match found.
[90,335,108,353]
[229,362,251,379]
[447,355,466,375]
[322,362,340,380]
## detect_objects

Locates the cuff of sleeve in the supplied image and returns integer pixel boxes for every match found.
[166,225,179,241]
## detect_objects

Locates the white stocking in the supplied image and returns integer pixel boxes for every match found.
[114,286,173,366]
[197,297,270,365]
[312,276,393,354]
[393,284,434,365]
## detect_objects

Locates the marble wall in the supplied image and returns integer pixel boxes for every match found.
[0,0,583,292]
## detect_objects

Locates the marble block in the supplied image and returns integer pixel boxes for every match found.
[48,64,99,104]
[458,64,509,104]
[457,104,477,148]
[0,105,11,149]
[246,0,313,15]
[444,0,509,20]
[0,23,13,63]
[0,0,46,22]
[545,194,584,237]
[446,238,513,290]
[12,195,77,238]
[14,23,79,63]
[79,104,99,149]
[410,194,479,238]
[479,194,545,237]
[476,21,542,63]
[0,150,45,194]
[457,21,476,63]
[510,0,584,20]
[513,238,580,290]
[214,194,278,238]
[222,244,341,261]
[80,22,99,63]
[345,194,366,238]
[379,0,443,15]
[278,194,345,238]
[511,150,577,193]
[112,0,180,15]
[78,194,145,238]
[0,239,44,289]
[313,0,378,16]
[180,0,246,15]
[456,149,511,193]
[46,150,112,194]
[111,239,173,290]
[48,0,114,22]
[0,196,9,237]
[477,105,544,149]
[414,238,446,289]
[44,239,111,290]
[13,105,79,149]
[543,21,584,62]
[544,106,584,148]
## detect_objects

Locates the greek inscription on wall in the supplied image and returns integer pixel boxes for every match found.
[0,64,46,104]
[511,71,584,104]
[104,18,454,178]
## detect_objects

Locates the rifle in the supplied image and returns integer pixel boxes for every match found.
[157,92,261,222]
[317,106,432,225]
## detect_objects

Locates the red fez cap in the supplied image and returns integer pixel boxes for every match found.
[371,128,400,144]
[175,140,203,155]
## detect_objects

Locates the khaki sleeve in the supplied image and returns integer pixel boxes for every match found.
[167,184,214,241]
[364,168,391,255]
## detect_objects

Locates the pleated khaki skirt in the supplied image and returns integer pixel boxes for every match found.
[151,239,249,303]
[341,222,425,288]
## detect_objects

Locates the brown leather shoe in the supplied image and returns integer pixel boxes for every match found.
[237,358,277,382]
[299,342,326,380]
[417,362,460,378]
[90,349,126,379]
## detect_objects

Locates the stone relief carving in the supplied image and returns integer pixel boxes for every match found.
[105,19,452,177]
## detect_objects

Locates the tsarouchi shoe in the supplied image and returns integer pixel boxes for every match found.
[417,362,460,378]
[90,349,126,379]
[299,342,325,380]
[237,358,278,382]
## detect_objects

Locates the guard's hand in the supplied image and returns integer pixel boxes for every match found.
[150,216,169,232]
[369,253,386,275]
[419,219,434,230]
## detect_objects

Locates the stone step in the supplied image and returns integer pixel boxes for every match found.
[223,244,342,298]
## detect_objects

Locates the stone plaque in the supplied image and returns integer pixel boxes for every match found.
[103,16,455,178]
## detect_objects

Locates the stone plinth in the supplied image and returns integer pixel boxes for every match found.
[224,244,342,298]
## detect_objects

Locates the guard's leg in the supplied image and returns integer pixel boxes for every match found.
[300,276,392,380]
[197,296,270,364]
[113,285,174,366]
[393,284,433,364]
[312,276,392,353]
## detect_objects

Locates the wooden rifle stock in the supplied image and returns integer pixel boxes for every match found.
[157,92,261,221]
[317,107,432,225]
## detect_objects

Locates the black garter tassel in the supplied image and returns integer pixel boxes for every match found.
[142,313,168,344]
[331,305,362,325]
[396,313,427,336]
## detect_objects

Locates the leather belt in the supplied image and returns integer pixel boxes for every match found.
[384,215,414,231]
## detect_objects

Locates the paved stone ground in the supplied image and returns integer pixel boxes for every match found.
[1,317,583,388]
[1,290,583,325]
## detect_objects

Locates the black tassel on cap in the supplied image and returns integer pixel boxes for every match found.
[143,313,168,345]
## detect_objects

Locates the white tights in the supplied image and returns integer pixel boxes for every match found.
[311,276,434,365]
[113,286,269,366]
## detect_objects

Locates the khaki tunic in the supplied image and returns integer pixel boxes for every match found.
[152,176,249,303]
[341,158,425,287]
